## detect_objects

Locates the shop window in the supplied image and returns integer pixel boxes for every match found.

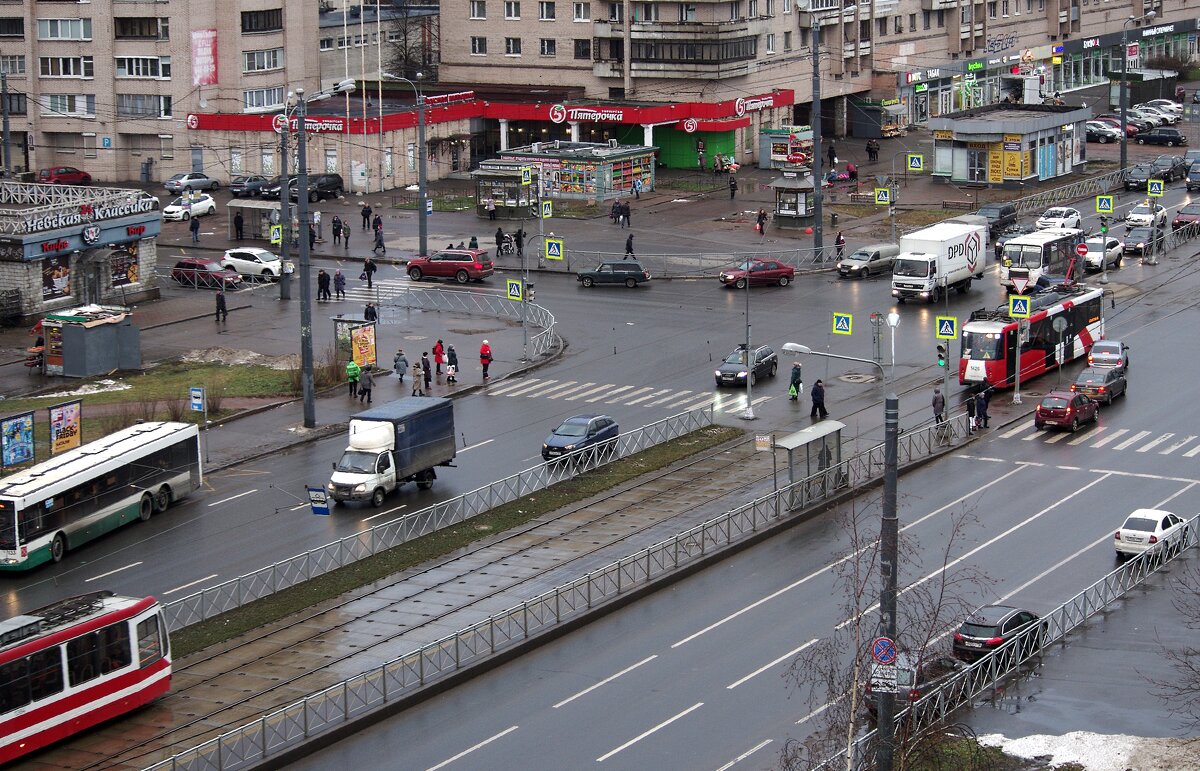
[325,148,338,174]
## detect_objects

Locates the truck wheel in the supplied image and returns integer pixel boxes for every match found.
[371,488,386,507]
[929,287,940,303]
[417,480,433,490]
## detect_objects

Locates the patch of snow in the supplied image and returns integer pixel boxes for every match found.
[978,731,1200,771]
[35,379,132,398]
[182,347,297,370]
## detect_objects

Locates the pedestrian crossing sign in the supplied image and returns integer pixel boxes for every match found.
[907,154,924,172]
[1147,179,1165,197]
[545,237,564,261]
[832,312,853,335]
[1095,195,1114,214]
[935,315,958,340]
[270,224,282,245]
[1009,295,1031,319]
[541,200,553,219]
[506,279,524,302]
[874,188,891,205]
[521,166,532,185]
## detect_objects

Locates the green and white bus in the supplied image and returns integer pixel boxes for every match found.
[0,422,201,571]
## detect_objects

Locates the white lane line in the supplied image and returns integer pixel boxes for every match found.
[603,386,650,403]
[552,655,657,709]
[596,703,704,763]
[626,389,673,406]
[163,574,219,595]
[534,380,579,398]
[85,562,143,583]
[1001,420,1034,439]
[1056,465,1081,471]
[208,489,257,506]
[796,700,835,726]
[955,455,1008,462]
[1186,444,1200,459]
[487,378,545,395]
[565,383,614,401]
[289,503,308,511]
[1137,433,1175,453]
[1067,426,1103,445]
[500,379,557,397]
[425,726,519,771]
[591,385,634,403]
[1091,427,1127,448]
[362,504,406,522]
[727,639,818,690]
[715,739,773,771]
[1114,430,1151,450]
[547,382,595,399]
[1160,436,1198,455]
[460,438,494,453]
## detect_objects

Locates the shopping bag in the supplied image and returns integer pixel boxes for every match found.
[788,384,797,398]
[359,271,367,280]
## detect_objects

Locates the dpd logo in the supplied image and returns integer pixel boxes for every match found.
[548,104,567,124]
[965,231,981,270]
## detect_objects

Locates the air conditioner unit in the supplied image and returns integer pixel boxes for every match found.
[608,138,619,148]
[532,142,541,153]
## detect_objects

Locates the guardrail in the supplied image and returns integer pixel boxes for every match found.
[162,405,714,632]
[1012,168,1128,217]
[809,516,1198,771]
[148,414,971,770]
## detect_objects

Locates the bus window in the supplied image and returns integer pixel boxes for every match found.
[0,658,31,713]
[962,332,1002,360]
[137,616,163,667]
[0,504,15,549]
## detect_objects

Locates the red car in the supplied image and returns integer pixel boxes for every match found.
[407,248,494,284]
[172,258,243,289]
[38,166,92,185]
[1171,202,1200,230]
[718,259,795,288]
[1093,116,1139,136]
[1034,390,1099,432]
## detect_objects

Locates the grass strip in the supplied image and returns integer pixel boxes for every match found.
[173,424,744,657]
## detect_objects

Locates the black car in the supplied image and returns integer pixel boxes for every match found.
[1136,127,1188,147]
[863,652,966,719]
[715,344,777,387]
[975,203,1018,236]
[289,173,345,202]
[1123,163,1162,191]
[577,261,651,288]
[260,175,296,198]
[1188,166,1200,192]
[952,605,1044,663]
[1151,155,1189,181]
[993,223,1035,260]
[230,175,270,198]
[1122,226,1165,255]
[1071,366,1127,405]
[541,414,619,461]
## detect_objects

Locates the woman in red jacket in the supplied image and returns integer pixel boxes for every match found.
[479,340,493,381]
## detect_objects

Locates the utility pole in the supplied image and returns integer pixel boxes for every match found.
[810,19,824,262]
[416,90,428,258]
[296,90,317,429]
[278,124,292,301]
[1,71,11,176]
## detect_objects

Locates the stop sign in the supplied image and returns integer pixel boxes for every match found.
[1075,243,1089,257]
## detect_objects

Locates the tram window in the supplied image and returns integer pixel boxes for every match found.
[28,649,64,701]
[67,632,101,686]
[138,616,163,667]
[0,658,31,712]
[99,623,132,674]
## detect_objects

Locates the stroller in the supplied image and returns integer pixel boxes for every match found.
[497,233,517,256]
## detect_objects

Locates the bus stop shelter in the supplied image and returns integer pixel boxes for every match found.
[775,420,846,486]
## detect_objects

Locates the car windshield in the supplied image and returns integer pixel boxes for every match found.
[1128,228,1154,240]
[1122,517,1156,533]
[1043,209,1068,218]
[168,197,189,207]
[168,174,185,181]
[1181,205,1200,215]
[962,331,1001,360]
[1076,370,1105,384]
[733,261,753,271]
[553,422,588,438]
[978,206,1003,216]
[1085,239,1107,250]
[724,350,748,365]
[893,258,931,277]
[1041,396,1069,409]
[1131,205,1154,217]
[959,622,999,638]
[335,450,377,473]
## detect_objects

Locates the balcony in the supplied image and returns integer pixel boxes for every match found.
[842,40,872,57]
[594,18,752,38]
[921,0,959,8]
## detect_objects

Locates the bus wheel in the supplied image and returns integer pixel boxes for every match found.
[153,486,172,512]
[51,533,66,562]
[139,493,155,521]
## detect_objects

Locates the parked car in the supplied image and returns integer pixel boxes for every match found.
[1183,149,1200,169]
[1034,390,1098,432]
[1125,202,1167,228]
[863,652,967,719]
[1123,226,1165,256]
[1071,366,1127,404]
[718,259,795,288]
[171,258,242,289]
[1114,509,1186,559]
[952,605,1044,663]
[162,194,217,221]
[221,247,283,278]
[541,414,619,461]
[1082,237,1123,272]
[1098,113,1149,133]
[289,173,345,202]
[993,223,1035,260]
[715,344,777,387]
[1088,339,1130,370]
[164,172,219,193]
[975,202,1018,236]
[1035,207,1081,230]
[260,175,296,198]
[1151,154,1189,181]
[1128,107,1166,127]
[1122,164,1162,191]
[406,248,494,283]
[1136,105,1179,124]
[577,261,652,288]
[1141,99,1183,115]
[1172,202,1200,230]
[1136,127,1188,147]
[37,166,91,185]
[1187,165,1200,192]
[1085,121,1122,143]
[230,175,270,198]
[1094,116,1139,135]
[838,243,900,278]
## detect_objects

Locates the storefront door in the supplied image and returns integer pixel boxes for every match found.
[938,89,953,117]
[916,94,929,123]
[968,149,987,182]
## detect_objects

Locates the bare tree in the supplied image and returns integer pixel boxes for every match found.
[1153,557,1200,728]
[385,1,438,81]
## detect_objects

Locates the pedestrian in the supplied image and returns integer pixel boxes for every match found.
[373,228,386,255]
[421,351,432,392]
[215,290,228,322]
[362,257,376,288]
[975,391,990,429]
[332,215,342,246]
[346,359,361,398]
[234,211,244,241]
[965,392,976,433]
[872,139,881,162]
[364,302,378,322]
[393,348,409,382]
[361,203,372,230]
[865,140,873,162]
[358,366,374,404]
[756,208,768,235]
[485,195,497,220]
[411,361,424,396]
[468,235,479,249]
[932,387,946,424]
[827,142,837,167]
[625,233,635,259]
[190,214,200,243]
[343,227,351,251]
[810,379,829,419]
[835,231,846,260]
[514,227,525,259]
[313,210,322,241]
[433,339,445,376]
[632,178,643,200]
[446,345,459,383]
[333,269,346,300]
[846,162,858,182]
[495,226,505,253]
[714,155,724,175]
[729,176,738,199]
[317,269,331,302]
[480,339,493,380]
[610,199,621,224]
[620,200,631,228]
[372,214,382,233]
[308,223,317,252]
[788,362,803,401]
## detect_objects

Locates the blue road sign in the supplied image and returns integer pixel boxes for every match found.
[1095,195,1114,214]
[307,486,331,516]
[1147,179,1165,197]
[506,279,524,302]
[832,312,853,335]
[935,315,958,340]
[907,154,924,171]
[872,637,898,664]
[189,387,205,412]
[545,237,564,260]
[874,188,891,205]
[1009,295,1031,319]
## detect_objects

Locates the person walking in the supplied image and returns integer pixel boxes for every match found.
[827,141,837,167]
[514,227,525,259]
[975,391,990,429]
[362,257,376,288]
[333,269,346,300]
[810,379,829,419]
[480,339,493,381]
[215,290,228,323]
[393,348,409,383]
[433,339,445,376]
[421,352,432,393]
[624,233,635,259]
[364,302,378,322]
[835,231,846,260]
[714,155,724,175]
[372,228,386,255]
[495,226,505,253]
[632,178,643,200]
[343,226,351,252]
[729,176,738,199]
[621,200,631,228]
[411,361,425,396]
[358,366,375,404]
[610,199,621,224]
[234,211,244,241]
[361,203,372,230]
[190,214,200,243]
[788,362,803,401]
[372,214,383,234]
[932,387,946,424]
[313,210,322,241]
[485,196,497,220]
[468,235,479,249]
[756,208,768,235]
[346,359,361,398]
[317,269,331,302]
[446,345,459,383]
[308,223,317,252]
[965,392,976,434]
[331,215,342,246]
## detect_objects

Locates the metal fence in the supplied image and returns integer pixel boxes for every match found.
[810,517,1199,771]
[1012,168,1128,217]
[162,405,713,632]
[147,414,970,770]
[493,246,830,279]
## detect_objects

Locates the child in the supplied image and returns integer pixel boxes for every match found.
[446,362,457,384]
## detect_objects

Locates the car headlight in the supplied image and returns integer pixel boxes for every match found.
[836,262,844,269]
[715,370,722,377]
[738,370,748,378]
[564,443,576,450]
[353,483,366,493]
[1137,242,1145,248]
[326,482,335,493]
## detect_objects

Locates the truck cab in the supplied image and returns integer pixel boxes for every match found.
[329,423,402,506]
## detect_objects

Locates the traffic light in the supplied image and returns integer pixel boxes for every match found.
[1100,216,1108,235]
[936,343,947,368]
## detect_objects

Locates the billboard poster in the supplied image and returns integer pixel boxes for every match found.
[191,29,219,86]
[351,323,377,368]
[42,255,71,300]
[1,412,35,468]
[48,400,82,456]
[110,247,139,287]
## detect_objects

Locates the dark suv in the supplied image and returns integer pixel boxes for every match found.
[1151,154,1189,181]
[715,344,777,387]
[290,173,344,202]
[1136,127,1187,147]
[952,605,1044,662]
[1188,165,1200,192]
[577,261,651,288]
[975,203,1018,236]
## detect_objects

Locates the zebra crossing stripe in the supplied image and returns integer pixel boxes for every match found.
[505,379,561,397]
[1113,430,1151,451]
[590,385,634,403]
[604,386,652,403]
[1161,436,1198,455]
[1091,428,1127,448]
[1022,426,1043,441]
[1136,433,1175,453]
[535,381,579,397]
[722,395,773,414]
[626,388,673,406]
[547,382,595,399]
[1185,444,1200,458]
[488,378,546,395]
[1067,426,1102,445]
[642,389,690,406]
[663,391,718,410]
[1042,431,1072,444]
[565,384,615,401]
[1002,421,1034,439]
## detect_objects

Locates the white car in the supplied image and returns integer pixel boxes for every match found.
[1137,105,1180,124]
[162,194,217,221]
[1125,202,1167,228]
[221,247,283,279]
[1142,99,1183,115]
[1035,207,1082,230]
[1083,237,1123,271]
[1115,508,1187,558]
[1128,108,1166,127]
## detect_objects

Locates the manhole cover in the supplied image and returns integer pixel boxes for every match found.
[840,372,879,384]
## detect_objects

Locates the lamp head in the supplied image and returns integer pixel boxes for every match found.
[295,86,305,97]
[782,343,812,355]
[886,312,901,329]
[1146,10,1156,20]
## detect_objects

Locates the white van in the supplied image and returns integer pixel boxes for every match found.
[837,243,901,279]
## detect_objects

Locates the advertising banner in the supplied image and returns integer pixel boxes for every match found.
[42,255,71,300]
[1,412,35,468]
[48,400,82,456]
[191,29,218,86]
[111,246,139,287]
[351,323,377,368]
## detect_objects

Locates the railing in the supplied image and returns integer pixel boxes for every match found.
[147,414,971,770]
[809,516,1198,771]
[1163,220,1200,254]
[1011,168,1128,217]
[494,246,832,278]
[162,406,714,632]
[0,182,160,235]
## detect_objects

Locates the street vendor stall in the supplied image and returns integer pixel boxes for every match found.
[37,305,140,377]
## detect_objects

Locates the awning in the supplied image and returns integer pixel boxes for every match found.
[769,176,815,191]
[951,134,1004,142]
[882,104,907,115]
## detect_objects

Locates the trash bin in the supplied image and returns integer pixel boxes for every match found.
[830,212,839,226]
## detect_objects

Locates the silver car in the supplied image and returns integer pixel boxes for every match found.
[164,172,219,193]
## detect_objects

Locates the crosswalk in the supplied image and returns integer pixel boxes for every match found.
[1000,420,1200,457]
[481,376,777,414]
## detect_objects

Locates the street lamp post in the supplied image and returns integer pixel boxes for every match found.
[742,277,755,420]
[811,17,825,262]
[381,72,428,259]
[1120,11,1156,172]
[783,311,902,771]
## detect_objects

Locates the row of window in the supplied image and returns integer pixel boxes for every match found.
[0,17,170,41]
[51,133,175,160]
[317,30,404,51]
[467,0,793,22]
[2,52,282,79]
[469,35,766,60]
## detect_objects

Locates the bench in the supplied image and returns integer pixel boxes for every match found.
[848,192,875,204]
[942,200,974,210]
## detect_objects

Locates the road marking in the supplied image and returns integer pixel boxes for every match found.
[663,391,719,410]
[1160,436,1197,455]
[1067,426,1102,445]
[362,504,406,522]
[488,378,545,395]
[1113,430,1150,450]
[1043,430,1072,444]
[954,454,1007,462]
[1186,444,1200,458]
[603,386,650,403]
[426,726,519,771]
[723,395,772,414]
[1137,433,1174,453]
[796,700,836,726]
[533,380,578,397]
[208,489,257,506]
[547,382,595,399]
[641,389,689,406]
[498,379,554,397]
[163,574,219,595]
[1055,465,1081,471]
[591,384,634,403]
[552,655,657,709]
[1001,420,1034,439]
[1091,428,1127,448]
[460,439,494,453]
[626,388,673,406]
[565,383,613,401]
[85,562,143,583]
[596,703,704,762]
[727,638,818,690]
[289,503,308,511]
[715,739,773,771]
